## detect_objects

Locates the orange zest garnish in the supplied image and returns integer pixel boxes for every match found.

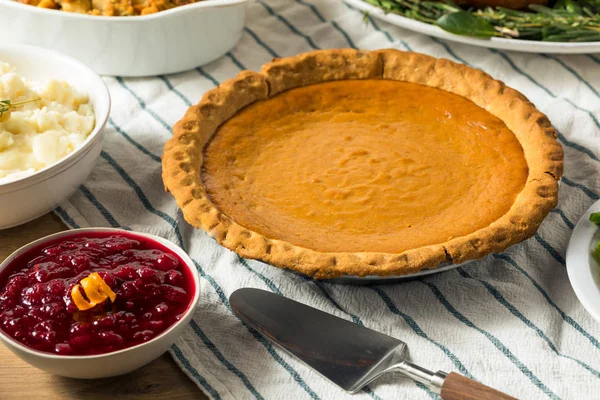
[71,272,116,311]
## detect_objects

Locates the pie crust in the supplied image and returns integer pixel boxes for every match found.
[162,49,563,279]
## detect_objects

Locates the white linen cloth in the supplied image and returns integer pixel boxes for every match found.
[55,0,600,398]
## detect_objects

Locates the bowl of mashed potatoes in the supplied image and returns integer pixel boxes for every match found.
[0,44,110,229]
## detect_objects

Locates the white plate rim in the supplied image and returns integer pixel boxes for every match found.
[566,199,600,322]
[345,0,600,54]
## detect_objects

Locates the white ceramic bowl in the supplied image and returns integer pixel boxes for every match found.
[0,0,248,77]
[566,199,600,323]
[0,228,201,378]
[0,44,110,230]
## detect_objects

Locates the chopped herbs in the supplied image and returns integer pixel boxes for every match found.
[594,241,600,263]
[590,212,600,262]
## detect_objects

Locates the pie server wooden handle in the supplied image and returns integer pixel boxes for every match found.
[398,363,516,400]
[440,372,517,400]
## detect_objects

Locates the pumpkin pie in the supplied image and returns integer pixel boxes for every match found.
[162,49,563,279]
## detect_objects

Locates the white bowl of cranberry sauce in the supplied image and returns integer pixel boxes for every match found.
[0,228,200,378]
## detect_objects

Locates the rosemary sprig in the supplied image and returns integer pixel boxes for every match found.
[0,97,41,119]
[591,212,600,263]
[363,0,600,41]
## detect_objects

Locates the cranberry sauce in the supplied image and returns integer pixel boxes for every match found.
[0,232,195,356]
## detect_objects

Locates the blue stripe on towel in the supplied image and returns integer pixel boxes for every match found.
[423,281,559,399]
[562,177,599,200]
[197,67,220,87]
[236,257,283,295]
[533,234,566,265]
[330,19,358,49]
[257,0,320,50]
[371,286,473,378]
[99,151,186,246]
[159,76,192,107]
[108,118,162,162]
[189,320,265,400]
[542,54,600,99]
[343,2,413,51]
[495,254,600,351]
[244,27,279,58]
[586,54,600,64]
[54,206,79,228]
[226,53,247,71]
[296,0,326,23]
[555,130,600,163]
[79,185,120,228]
[172,344,223,400]
[549,209,575,230]
[457,267,600,379]
[114,77,173,133]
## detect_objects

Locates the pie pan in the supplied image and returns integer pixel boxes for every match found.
[0,0,247,77]
[162,49,564,279]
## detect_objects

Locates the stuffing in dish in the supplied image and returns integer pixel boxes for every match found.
[17,0,205,16]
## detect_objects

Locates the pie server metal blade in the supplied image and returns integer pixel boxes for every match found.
[230,288,516,400]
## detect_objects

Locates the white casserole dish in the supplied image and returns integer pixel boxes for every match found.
[0,44,110,229]
[0,0,247,77]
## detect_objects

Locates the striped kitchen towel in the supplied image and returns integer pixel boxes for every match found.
[56,0,600,398]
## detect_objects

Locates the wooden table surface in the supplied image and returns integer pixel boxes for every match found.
[0,213,207,400]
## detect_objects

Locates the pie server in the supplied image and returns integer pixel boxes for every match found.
[230,288,516,400]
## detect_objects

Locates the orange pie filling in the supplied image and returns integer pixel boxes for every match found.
[202,80,528,254]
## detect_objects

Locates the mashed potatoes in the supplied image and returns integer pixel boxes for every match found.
[0,62,95,184]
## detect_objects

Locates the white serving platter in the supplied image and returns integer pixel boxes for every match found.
[345,0,600,54]
[566,199,600,323]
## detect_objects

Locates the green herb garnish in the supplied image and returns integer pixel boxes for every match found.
[591,212,600,263]
[593,240,600,263]
[0,97,41,119]
[436,10,497,38]
[363,0,600,42]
